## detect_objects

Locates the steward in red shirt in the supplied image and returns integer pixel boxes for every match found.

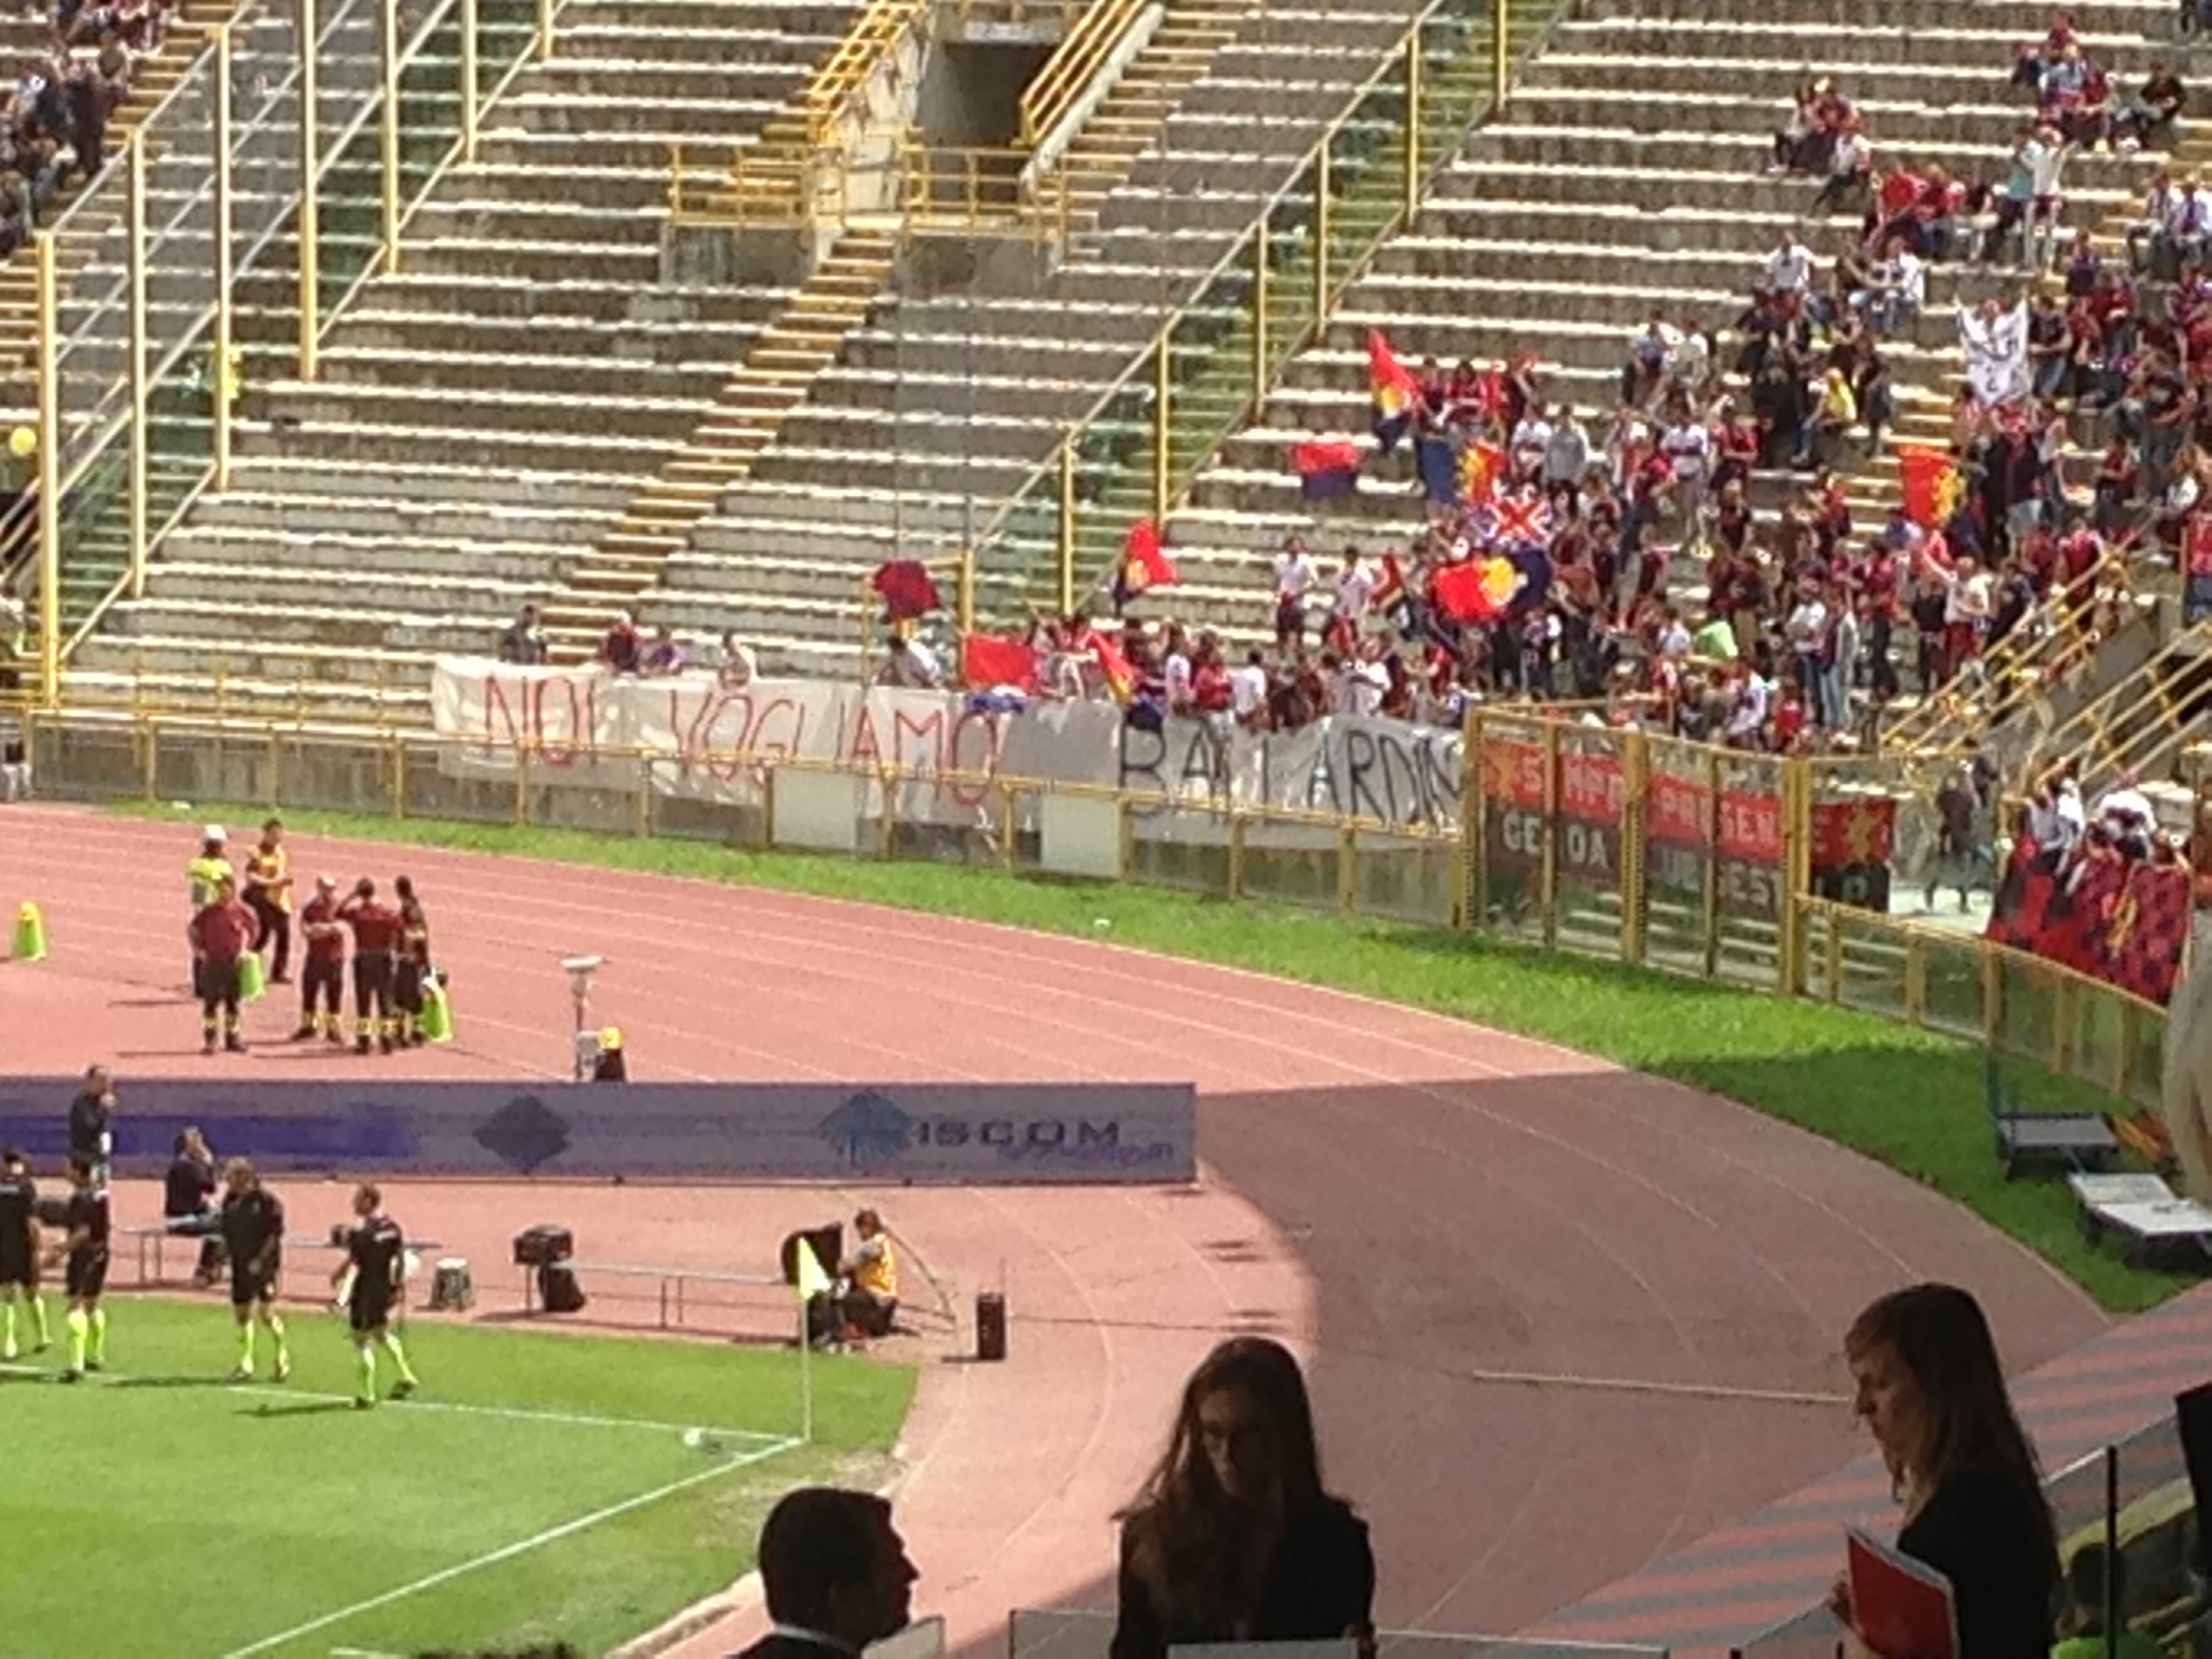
[293,876,350,1044]
[188,876,255,1055]
[337,878,403,1055]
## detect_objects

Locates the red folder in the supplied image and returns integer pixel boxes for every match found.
[1847,1526,1958,1659]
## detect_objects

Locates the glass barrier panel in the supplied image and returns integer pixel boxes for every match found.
[1008,1608,1111,1659]
[2111,1413,2189,1536]
[1469,712,1546,942]
[1920,928,1988,1044]
[145,721,274,802]
[1353,826,1455,926]
[1124,799,1231,895]
[883,769,1004,868]
[643,752,771,847]
[2129,1004,2165,1113]
[26,718,142,798]
[1553,724,1624,960]
[1641,735,1715,977]
[1736,1603,1845,1659]
[1832,909,1907,1023]
[1240,813,1341,912]
[2067,981,2131,1103]
[271,729,396,813]
[1714,751,1785,988]
[398,734,525,823]
[2045,1444,2118,1553]
[1992,951,2061,1075]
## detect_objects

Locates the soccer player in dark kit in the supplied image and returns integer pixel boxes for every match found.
[60,1156,110,1380]
[220,1159,289,1382]
[0,1148,50,1359]
[337,878,403,1054]
[334,1183,419,1407]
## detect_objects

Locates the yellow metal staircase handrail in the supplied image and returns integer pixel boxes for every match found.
[1019,0,1149,149]
[797,0,933,147]
[2022,613,2212,790]
[1881,546,2139,756]
[960,0,1538,616]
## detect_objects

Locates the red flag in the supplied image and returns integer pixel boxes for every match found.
[1292,438,1362,499]
[1431,556,1518,623]
[1897,447,1963,529]
[960,633,1040,691]
[870,559,942,621]
[1092,632,1136,701]
[1369,331,1419,450]
[1121,519,1178,592]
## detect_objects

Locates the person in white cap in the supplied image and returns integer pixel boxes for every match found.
[185,827,232,986]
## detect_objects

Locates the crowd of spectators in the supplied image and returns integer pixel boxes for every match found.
[0,0,169,258]
[918,9,2190,765]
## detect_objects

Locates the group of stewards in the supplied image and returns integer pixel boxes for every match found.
[185,821,435,1055]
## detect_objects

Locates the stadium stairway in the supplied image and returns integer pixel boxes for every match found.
[1052,0,1250,228]
[1126,0,2177,650]
[626,0,1558,680]
[0,0,247,386]
[61,0,876,717]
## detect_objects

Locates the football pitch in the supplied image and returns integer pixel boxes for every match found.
[0,1293,917,1659]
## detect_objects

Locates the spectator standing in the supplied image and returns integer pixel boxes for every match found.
[497,603,547,665]
[1111,1337,1373,1659]
[293,876,348,1043]
[1832,1285,2056,1659]
[66,1064,115,1186]
[1272,538,1318,653]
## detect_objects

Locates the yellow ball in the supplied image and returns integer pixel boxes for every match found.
[7,426,34,458]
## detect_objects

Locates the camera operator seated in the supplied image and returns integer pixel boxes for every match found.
[838,1210,898,1340]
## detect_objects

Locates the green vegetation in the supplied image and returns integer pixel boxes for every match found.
[0,1293,913,1658]
[108,798,2194,1313]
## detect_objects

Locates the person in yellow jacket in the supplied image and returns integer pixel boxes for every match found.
[839,1209,899,1339]
[186,827,233,986]
[242,818,294,985]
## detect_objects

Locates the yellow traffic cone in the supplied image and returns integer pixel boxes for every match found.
[419,981,453,1044]
[12,901,45,962]
[237,951,266,1002]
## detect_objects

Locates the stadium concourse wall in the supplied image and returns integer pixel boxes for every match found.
[0,1079,1198,1183]
[14,673,2170,1117]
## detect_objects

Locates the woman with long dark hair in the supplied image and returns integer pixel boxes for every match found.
[1111,1337,1374,1659]
[1835,1284,2058,1659]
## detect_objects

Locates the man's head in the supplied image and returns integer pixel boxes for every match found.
[518,603,539,626]
[316,876,337,900]
[756,1488,916,1647]
[201,824,226,854]
[215,875,239,904]
[222,1157,256,1197]
[352,1181,380,1219]
[178,1126,207,1158]
[395,875,415,903]
[83,1063,110,1096]
[260,817,283,847]
[354,877,377,901]
[1,1147,24,1176]
[855,1208,883,1240]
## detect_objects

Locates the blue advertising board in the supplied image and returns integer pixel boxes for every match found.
[0,1079,1197,1185]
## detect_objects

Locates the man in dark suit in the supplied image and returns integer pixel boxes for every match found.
[734,1488,918,1659]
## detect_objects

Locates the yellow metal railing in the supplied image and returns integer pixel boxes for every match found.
[797,0,933,148]
[1019,0,1148,148]
[1882,548,2144,756]
[20,0,554,705]
[2026,615,2212,790]
[17,701,2169,1112]
[961,0,1546,621]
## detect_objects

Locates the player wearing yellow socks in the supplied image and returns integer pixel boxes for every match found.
[219,1160,290,1383]
[0,1149,51,1360]
[333,1183,418,1408]
[59,1158,110,1381]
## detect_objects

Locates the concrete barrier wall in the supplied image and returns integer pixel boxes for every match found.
[0,1078,1198,1185]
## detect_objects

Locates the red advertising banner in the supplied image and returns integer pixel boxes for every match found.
[1650,773,1712,848]
[1481,740,1547,810]
[1810,797,1897,867]
[1719,789,1784,863]
[1559,752,1624,824]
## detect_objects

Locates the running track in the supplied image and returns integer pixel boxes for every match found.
[0,807,2110,1657]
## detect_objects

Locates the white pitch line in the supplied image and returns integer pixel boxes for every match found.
[0,1360,790,1443]
[219,1435,804,1659]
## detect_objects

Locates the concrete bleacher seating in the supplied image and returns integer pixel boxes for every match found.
[63,0,872,712]
[1132,0,2179,641]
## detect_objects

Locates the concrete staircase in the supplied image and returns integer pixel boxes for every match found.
[0,0,249,385]
[1124,0,2177,648]
[535,223,899,646]
[632,0,1540,679]
[62,0,875,712]
[1054,0,1249,226]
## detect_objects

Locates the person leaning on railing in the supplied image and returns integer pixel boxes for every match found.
[1830,1285,2057,1659]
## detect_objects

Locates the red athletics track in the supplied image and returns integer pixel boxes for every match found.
[0,806,2109,1659]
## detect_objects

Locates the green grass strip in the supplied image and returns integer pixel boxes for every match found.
[106,797,2190,1313]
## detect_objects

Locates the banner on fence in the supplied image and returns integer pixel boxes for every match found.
[429,661,1466,842]
[0,1078,1199,1185]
